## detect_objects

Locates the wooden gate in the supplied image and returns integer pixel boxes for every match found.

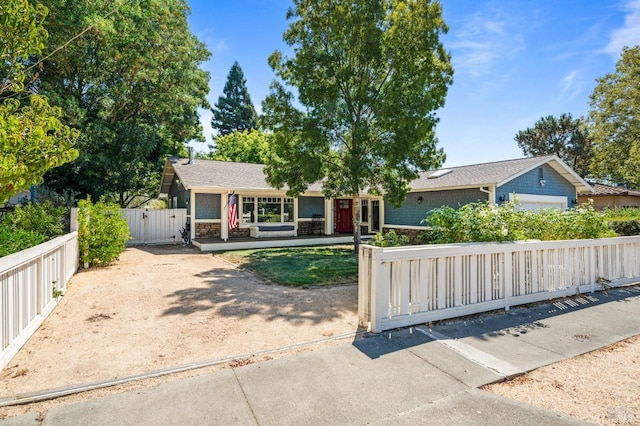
[122,209,187,245]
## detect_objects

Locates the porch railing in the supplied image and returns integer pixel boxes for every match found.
[359,236,640,332]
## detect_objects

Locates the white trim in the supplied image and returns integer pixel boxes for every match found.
[510,193,568,210]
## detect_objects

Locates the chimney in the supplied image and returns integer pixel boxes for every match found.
[188,146,194,165]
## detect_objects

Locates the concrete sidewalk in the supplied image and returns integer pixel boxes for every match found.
[3,285,640,425]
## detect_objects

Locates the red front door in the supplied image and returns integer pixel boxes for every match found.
[334,199,353,233]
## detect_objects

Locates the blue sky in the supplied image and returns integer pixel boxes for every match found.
[186,0,640,167]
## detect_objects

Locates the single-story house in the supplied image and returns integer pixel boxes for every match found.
[158,154,593,250]
[577,183,640,210]
[383,155,594,239]
[158,157,384,250]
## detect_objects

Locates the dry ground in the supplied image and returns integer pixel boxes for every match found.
[1,244,639,424]
[0,245,359,418]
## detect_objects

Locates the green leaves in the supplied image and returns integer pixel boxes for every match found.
[212,62,258,136]
[40,0,211,206]
[77,197,130,267]
[203,130,272,165]
[589,46,640,187]
[262,0,453,214]
[515,113,593,177]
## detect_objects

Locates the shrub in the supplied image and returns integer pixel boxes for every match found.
[419,200,614,244]
[3,201,66,238]
[0,225,46,257]
[78,197,131,267]
[600,207,640,236]
[370,230,409,247]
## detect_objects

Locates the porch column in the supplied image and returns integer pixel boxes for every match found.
[379,198,385,232]
[324,198,333,235]
[221,191,229,241]
[189,190,196,241]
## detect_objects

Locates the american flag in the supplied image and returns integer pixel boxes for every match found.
[229,193,238,230]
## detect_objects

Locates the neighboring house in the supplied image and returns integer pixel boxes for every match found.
[158,157,383,248]
[383,155,593,239]
[158,154,592,249]
[578,183,640,210]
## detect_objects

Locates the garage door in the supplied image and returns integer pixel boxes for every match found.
[509,193,568,211]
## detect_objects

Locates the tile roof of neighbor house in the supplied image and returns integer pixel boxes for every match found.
[161,158,325,194]
[409,155,593,193]
[585,183,640,197]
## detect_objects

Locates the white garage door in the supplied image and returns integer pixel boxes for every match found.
[509,193,568,211]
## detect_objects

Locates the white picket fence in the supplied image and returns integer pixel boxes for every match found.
[359,236,640,332]
[0,232,78,370]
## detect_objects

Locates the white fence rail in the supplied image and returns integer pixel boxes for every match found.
[359,236,640,332]
[1,232,78,370]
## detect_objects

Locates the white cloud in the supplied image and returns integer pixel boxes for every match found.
[559,70,580,100]
[605,0,640,56]
[449,10,523,78]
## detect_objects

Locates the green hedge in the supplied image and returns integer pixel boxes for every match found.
[78,197,131,267]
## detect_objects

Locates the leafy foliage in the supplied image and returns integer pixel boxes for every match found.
[211,61,258,136]
[600,208,640,236]
[515,113,592,177]
[202,129,271,164]
[40,0,211,207]
[419,200,615,244]
[77,197,130,267]
[262,0,453,249]
[3,201,65,238]
[589,46,640,187]
[370,230,409,247]
[0,225,46,257]
[0,0,79,204]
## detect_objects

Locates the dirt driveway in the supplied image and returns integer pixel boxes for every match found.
[0,245,358,414]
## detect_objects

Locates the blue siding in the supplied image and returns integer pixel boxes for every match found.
[385,188,487,226]
[298,196,324,218]
[497,164,576,204]
[195,193,221,220]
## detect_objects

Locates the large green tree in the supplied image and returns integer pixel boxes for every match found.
[589,45,640,187]
[202,130,271,164]
[40,0,210,207]
[0,0,78,204]
[515,113,592,177]
[211,61,258,136]
[262,0,452,249]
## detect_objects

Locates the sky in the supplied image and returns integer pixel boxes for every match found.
[186,0,640,168]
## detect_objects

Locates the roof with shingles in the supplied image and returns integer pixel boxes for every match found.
[159,155,593,197]
[160,158,325,194]
[408,155,593,193]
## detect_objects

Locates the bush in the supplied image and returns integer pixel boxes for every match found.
[3,201,66,238]
[600,208,640,236]
[419,200,615,244]
[0,225,46,257]
[78,197,131,267]
[370,230,410,247]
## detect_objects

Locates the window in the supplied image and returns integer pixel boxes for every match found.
[258,197,282,222]
[242,197,255,224]
[283,198,294,222]
[538,167,544,180]
[361,199,369,222]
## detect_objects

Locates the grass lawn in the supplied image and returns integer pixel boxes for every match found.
[215,245,358,287]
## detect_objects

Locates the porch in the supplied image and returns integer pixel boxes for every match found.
[193,233,358,252]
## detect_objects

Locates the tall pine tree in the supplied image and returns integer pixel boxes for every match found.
[211,62,258,136]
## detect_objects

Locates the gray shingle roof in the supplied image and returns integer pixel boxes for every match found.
[162,158,324,193]
[409,155,592,193]
[159,155,593,197]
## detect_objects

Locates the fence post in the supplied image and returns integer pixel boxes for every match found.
[358,245,370,329]
[369,249,390,333]
[503,250,512,311]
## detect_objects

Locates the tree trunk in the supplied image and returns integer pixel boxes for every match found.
[352,193,361,253]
